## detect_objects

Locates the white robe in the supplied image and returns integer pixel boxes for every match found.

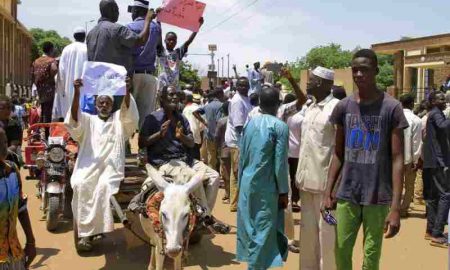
[53,42,87,120]
[65,99,138,237]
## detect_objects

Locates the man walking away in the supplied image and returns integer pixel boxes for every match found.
[399,93,422,217]
[422,91,450,248]
[325,49,408,270]
[31,41,58,124]
[127,0,162,126]
[53,27,88,121]
[237,87,289,270]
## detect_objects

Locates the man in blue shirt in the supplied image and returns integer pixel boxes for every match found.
[193,88,225,171]
[127,0,162,127]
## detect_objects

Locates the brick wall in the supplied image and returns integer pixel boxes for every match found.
[434,65,450,87]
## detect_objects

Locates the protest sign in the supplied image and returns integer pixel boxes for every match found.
[81,62,127,96]
[158,0,206,32]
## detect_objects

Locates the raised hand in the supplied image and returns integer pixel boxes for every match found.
[160,120,171,138]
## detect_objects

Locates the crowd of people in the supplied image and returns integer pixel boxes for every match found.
[1,0,450,269]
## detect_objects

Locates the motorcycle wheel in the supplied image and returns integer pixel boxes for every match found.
[46,194,60,231]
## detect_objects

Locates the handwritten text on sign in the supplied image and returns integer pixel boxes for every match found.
[81,62,127,96]
[158,0,206,32]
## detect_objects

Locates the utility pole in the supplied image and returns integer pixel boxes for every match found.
[221,57,224,78]
[217,58,220,81]
[227,54,230,80]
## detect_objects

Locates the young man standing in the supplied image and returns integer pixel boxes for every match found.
[324,49,408,270]
[422,91,450,248]
[157,18,203,91]
[224,77,252,212]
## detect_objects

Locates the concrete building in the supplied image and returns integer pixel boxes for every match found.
[372,33,450,101]
[0,0,32,96]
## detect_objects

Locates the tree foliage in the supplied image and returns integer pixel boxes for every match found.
[302,43,353,69]
[30,28,71,61]
[376,54,394,91]
[280,44,394,91]
[179,61,201,89]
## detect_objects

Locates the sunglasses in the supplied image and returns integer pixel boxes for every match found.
[321,210,337,226]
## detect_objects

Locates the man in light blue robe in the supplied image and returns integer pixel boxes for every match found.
[237,86,290,270]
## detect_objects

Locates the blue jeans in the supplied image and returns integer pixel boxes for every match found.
[423,168,450,237]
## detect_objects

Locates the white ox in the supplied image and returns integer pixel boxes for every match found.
[140,165,204,270]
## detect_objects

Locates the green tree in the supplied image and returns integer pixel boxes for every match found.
[30,28,71,61]
[179,61,201,89]
[376,54,394,90]
[303,43,352,69]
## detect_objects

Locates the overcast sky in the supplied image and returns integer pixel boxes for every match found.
[19,0,449,75]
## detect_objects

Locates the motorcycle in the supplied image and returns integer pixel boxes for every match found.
[24,123,78,231]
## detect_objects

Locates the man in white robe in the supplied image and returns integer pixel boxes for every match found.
[53,27,88,120]
[65,77,138,251]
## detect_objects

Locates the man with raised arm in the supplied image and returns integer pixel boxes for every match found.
[65,78,138,252]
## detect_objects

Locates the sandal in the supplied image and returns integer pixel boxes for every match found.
[430,237,448,248]
[288,243,300,253]
[292,204,301,213]
[203,216,231,234]
[77,237,93,252]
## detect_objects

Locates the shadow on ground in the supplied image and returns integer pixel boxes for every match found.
[31,247,60,269]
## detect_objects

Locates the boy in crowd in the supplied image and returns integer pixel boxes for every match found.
[324,49,408,270]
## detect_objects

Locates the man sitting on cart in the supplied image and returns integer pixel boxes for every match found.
[139,85,230,234]
[65,78,138,251]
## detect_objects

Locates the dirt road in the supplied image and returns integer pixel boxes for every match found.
[18,167,446,270]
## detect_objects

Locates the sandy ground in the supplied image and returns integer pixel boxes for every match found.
[16,134,447,270]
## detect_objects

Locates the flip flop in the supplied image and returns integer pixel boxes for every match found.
[77,237,93,252]
[430,237,448,248]
[288,244,300,253]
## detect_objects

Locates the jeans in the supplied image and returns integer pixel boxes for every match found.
[426,195,450,237]
[423,167,450,237]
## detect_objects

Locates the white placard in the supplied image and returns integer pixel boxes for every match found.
[81,62,127,96]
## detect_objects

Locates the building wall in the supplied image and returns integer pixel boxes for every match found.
[434,65,450,87]
[0,0,32,96]
[300,68,357,96]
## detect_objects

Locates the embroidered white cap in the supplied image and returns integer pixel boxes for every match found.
[312,66,335,81]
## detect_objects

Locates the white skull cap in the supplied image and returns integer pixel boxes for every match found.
[312,66,335,81]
